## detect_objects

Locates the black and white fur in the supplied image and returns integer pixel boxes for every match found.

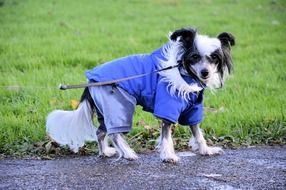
[46,28,235,163]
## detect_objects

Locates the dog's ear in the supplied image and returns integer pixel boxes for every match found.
[170,28,197,48]
[217,32,235,47]
[217,32,235,83]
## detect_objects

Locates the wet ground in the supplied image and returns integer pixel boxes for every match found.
[0,146,285,190]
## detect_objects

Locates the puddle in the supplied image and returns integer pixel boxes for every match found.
[247,159,286,170]
[177,151,196,157]
[197,178,242,190]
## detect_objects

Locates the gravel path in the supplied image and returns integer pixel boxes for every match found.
[0,146,285,190]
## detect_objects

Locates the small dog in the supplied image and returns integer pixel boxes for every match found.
[46,28,235,163]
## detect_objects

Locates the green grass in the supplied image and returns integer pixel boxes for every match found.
[0,0,285,156]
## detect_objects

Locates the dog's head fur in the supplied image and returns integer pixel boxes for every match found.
[159,28,235,99]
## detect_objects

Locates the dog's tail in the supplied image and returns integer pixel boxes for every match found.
[46,88,97,152]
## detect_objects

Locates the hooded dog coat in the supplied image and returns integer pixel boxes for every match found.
[85,43,204,134]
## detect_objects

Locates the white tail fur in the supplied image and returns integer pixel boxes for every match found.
[46,100,97,153]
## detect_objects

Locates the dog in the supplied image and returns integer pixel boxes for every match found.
[46,28,235,163]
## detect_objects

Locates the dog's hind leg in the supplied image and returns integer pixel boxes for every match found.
[96,118,116,158]
[109,133,138,161]
[157,121,179,163]
[97,129,116,158]
[189,124,224,155]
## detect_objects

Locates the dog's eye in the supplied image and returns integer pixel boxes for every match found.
[210,54,219,63]
[191,54,201,63]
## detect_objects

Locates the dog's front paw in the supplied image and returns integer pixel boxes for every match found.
[189,137,199,152]
[103,147,117,157]
[199,146,224,156]
[123,151,138,161]
[161,153,180,163]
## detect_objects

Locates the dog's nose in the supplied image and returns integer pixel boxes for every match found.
[201,69,209,79]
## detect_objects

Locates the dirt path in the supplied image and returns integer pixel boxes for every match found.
[0,146,285,190]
